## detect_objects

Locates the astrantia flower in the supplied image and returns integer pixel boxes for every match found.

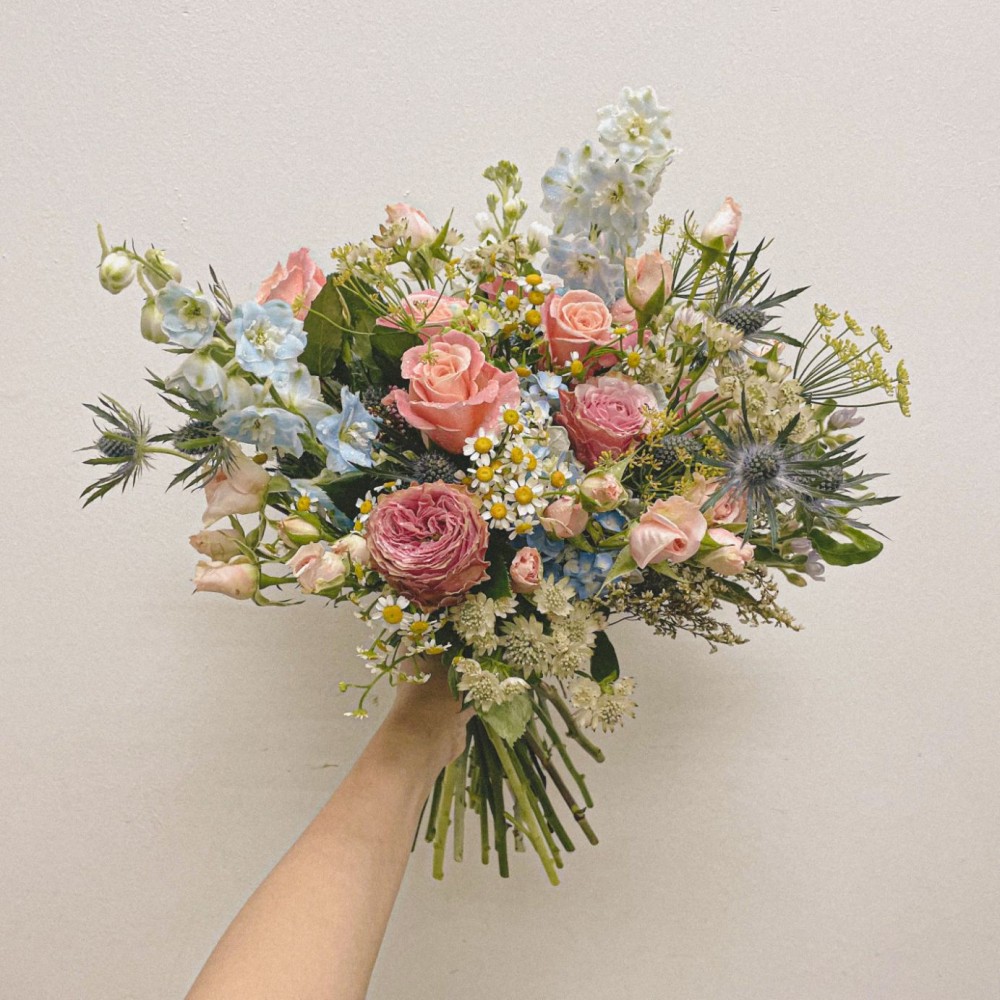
[315,388,380,473]
[499,614,553,674]
[530,575,576,618]
[229,300,307,379]
[570,675,637,733]
[215,405,308,457]
[454,658,530,713]
[450,592,498,642]
[156,282,220,349]
[597,86,673,165]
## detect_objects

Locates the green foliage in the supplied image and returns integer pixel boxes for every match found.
[476,532,514,600]
[301,281,348,377]
[808,526,883,566]
[482,693,533,743]
[590,631,620,684]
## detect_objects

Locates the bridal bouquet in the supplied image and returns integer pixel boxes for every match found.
[83,87,909,884]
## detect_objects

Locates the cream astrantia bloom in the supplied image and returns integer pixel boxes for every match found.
[570,675,638,733]
[531,575,576,618]
[450,592,497,641]
[499,614,552,674]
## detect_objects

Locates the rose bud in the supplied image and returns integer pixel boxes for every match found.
[189,528,244,561]
[699,527,755,576]
[510,547,543,594]
[201,450,270,526]
[286,543,348,595]
[624,251,672,315]
[539,497,588,539]
[628,496,707,568]
[579,471,626,512]
[193,557,258,600]
[331,533,370,568]
[276,516,321,546]
[701,197,743,250]
[99,250,136,294]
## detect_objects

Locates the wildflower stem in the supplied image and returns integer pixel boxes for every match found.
[524,727,599,846]
[431,759,458,880]
[452,749,468,863]
[539,683,606,762]
[531,709,594,808]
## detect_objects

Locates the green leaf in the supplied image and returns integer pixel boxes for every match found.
[482,694,533,743]
[602,546,637,588]
[319,471,379,516]
[477,531,513,600]
[590,631,620,684]
[809,526,884,566]
[301,281,348,376]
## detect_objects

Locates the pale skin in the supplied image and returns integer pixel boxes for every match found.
[185,657,472,1000]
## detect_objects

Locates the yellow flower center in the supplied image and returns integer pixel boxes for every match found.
[527,289,545,306]
[514,485,534,505]
[490,501,508,519]
[515,365,531,377]
[474,436,493,454]
[359,499,373,514]
[503,409,520,426]
[525,453,537,471]
[510,446,525,463]
[626,351,642,369]
[475,466,494,483]
[514,522,533,535]
[504,294,521,311]
[409,620,430,635]
[569,359,584,377]
[382,605,404,625]
[525,273,542,286]
[524,309,542,326]
[550,470,566,488]
[295,495,312,512]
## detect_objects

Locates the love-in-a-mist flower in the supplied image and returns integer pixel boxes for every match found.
[229,300,308,379]
[156,282,220,349]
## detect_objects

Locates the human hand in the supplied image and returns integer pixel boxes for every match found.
[379,655,475,782]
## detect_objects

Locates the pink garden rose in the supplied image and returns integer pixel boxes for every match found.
[376,291,466,340]
[365,482,490,609]
[628,496,707,569]
[257,248,325,320]
[539,497,589,539]
[699,527,755,576]
[202,450,270,526]
[542,289,615,368]
[510,547,543,594]
[388,330,519,453]
[193,557,258,600]
[701,197,743,250]
[286,542,348,594]
[189,528,243,561]
[624,251,673,312]
[385,202,436,245]
[556,374,658,470]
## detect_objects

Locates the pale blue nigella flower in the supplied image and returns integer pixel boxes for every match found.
[314,387,380,473]
[229,300,308,379]
[156,282,220,349]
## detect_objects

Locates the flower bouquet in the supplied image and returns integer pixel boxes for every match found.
[83,87,909,884]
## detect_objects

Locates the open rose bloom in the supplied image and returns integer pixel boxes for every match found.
[84,85,907,884]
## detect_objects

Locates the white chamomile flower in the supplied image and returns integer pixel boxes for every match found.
[481,493,515,531]
[462,428,499,467]
[468,459,501,495]
[372,593,411,630]
[509,514,539,539]
[504,475,545,518]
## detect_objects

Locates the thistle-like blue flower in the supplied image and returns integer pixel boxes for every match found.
[215,405,308,457]
[315,387,380,473]
[228,300,307,379]
[156,282,220,349]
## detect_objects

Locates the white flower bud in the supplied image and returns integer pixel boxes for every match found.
[99,250,136,294]
[474,211,495,236]
[143,247,182,289]
[140,296,168,343]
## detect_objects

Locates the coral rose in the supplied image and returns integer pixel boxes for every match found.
[628,496,707,569]
[376,291,466,340]
[365,482,490,609]
[257,248,325,320]
[556,375,658,470]
[388,330,519,453]
[542,289,615,368]
[510,547,543,594]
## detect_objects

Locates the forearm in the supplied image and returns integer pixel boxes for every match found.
[186,722,441,1000]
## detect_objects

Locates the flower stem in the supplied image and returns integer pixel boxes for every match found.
[431,759,458,880]
[452,749,468,863]
[524,727,599,846]
[531,708,594,808]
[539,683,605,762]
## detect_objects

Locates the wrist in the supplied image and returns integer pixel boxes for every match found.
[371,716,450,789]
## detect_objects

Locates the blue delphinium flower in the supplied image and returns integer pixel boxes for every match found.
[216,405,308,457]
[156,282,220,349]
[228,300,308,379]
[544,236,623,302]
[593,509,627,534]
[314,387,380,473]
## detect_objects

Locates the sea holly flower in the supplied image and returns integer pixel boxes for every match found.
[215,404,308,457]
[315,388,380,473]
[157,282,220,349]
[228,300,307,379]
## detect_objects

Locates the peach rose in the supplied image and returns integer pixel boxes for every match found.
[702,197,743,250]
[365,482,490,609]
[201,450,270,526]
[286,542,348,594]
[542,289,615,368]
[539,497,588,539]
[625,251,672,312]
[556,375,658,470]
[580,471,625,511]
[510,547,543,593]
[385,202,436,245]
[683,474,747,525]
[332,533,370,568]
[376,291,466,340]
[699,527,755,576]
[628,496,707,569]
[388,330,520,453]
[189,528,244,561]
[193,557,258,600]
[257,248,325,320]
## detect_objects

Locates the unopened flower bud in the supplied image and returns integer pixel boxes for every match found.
[579,471,626,512]
[277,516,321,546]
[99,250,136,294]
[140,296,168,343]
[143,247,182,289]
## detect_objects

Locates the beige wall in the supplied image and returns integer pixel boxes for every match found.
[2,1,998,997]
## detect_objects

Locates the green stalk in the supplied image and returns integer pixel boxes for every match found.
[531,709,594,808]
[514,739,574,855]
[424,769,444,843]
[524,728,599,846]
[474,720,509,877]
[539,683,605,762]
[452,749,468,863]
[431,760,458,880]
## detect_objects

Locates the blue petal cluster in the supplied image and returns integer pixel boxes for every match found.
[314,388,380,473]
[228,300,307,379]
[215,405,308,457]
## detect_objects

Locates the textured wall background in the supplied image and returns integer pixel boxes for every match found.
[2,1,999,997]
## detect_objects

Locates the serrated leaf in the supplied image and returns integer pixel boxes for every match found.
[590,630,620,684]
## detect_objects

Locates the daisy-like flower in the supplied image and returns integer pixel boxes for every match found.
[504,475,546,519]
[468,459,502,495]
[531,574,576,618]
[462,428,500,467]
[371,593,411,630]
[480,493,515,532]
